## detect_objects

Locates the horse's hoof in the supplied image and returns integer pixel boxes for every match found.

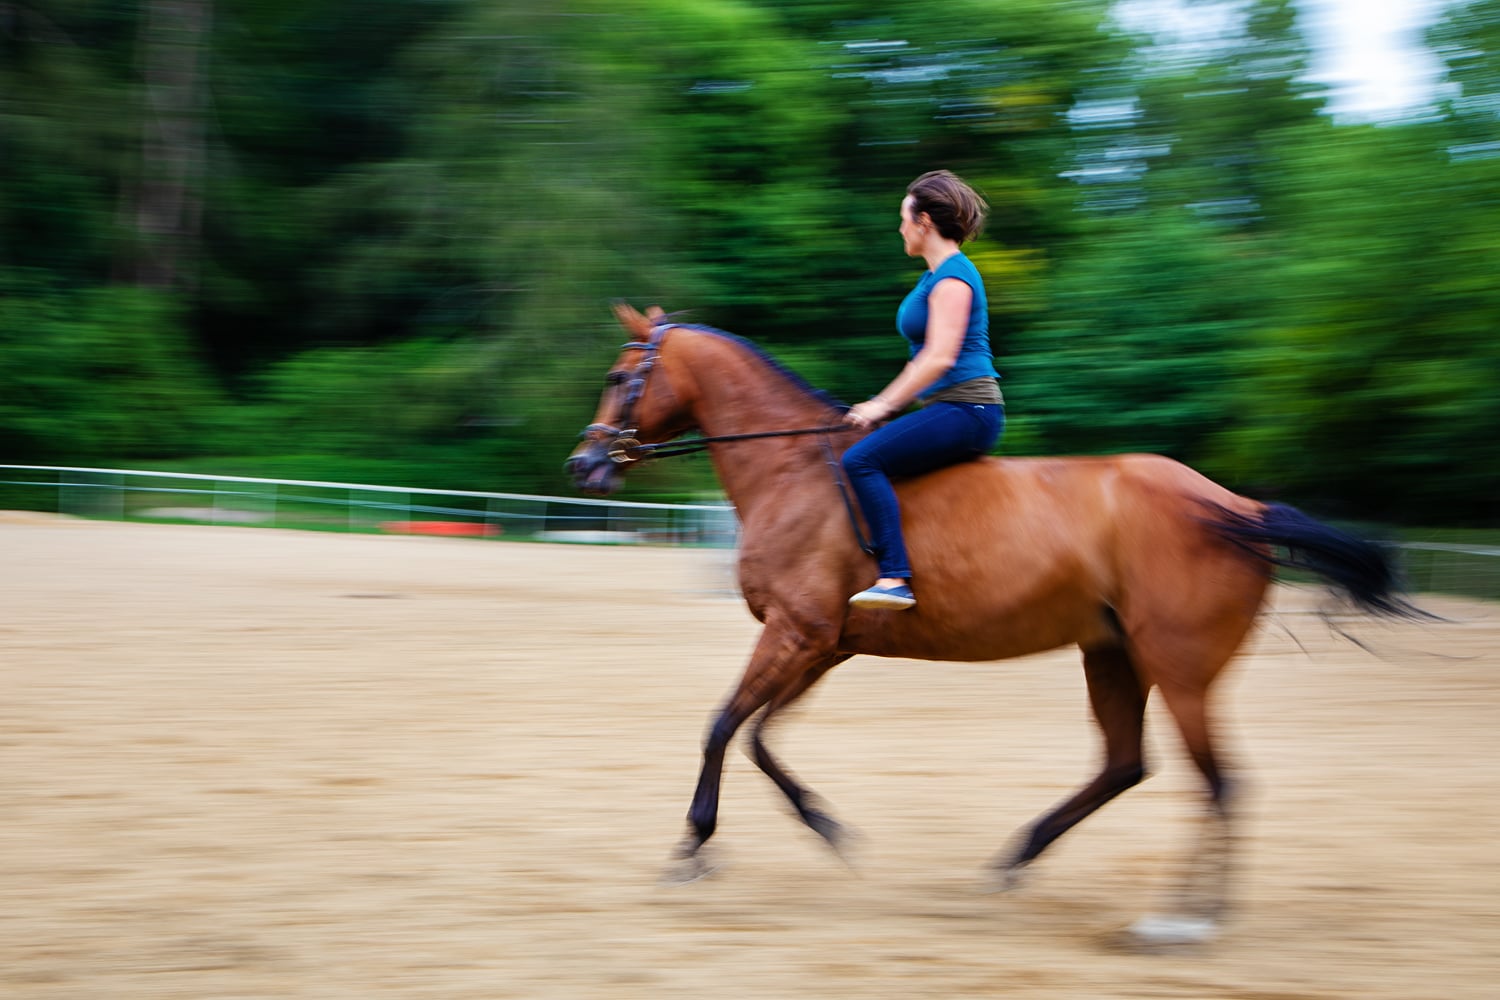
[977,860,1028,895]
[659,847,723,887]
[1119,914,1219,950]
[819,819,865,873]
[804,809,842,845]
[791,796,863,873]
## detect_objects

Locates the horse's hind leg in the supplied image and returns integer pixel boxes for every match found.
[996,645,1148,887]
[1105,613,1243,948]
[1128,673,1235,945]
[748,653,853,858]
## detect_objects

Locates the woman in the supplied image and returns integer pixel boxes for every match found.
[843,170,1004,610]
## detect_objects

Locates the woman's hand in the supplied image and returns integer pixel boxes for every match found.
[848,276,971,429]
[845,396,895,427]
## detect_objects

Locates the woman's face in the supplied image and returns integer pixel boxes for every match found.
[899,195,926,257]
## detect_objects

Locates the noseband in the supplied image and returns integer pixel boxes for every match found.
[580,321,669,464]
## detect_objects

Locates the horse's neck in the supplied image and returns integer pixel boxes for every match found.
[676,335,842,520]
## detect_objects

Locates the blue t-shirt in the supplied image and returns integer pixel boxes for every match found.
[895,252,998,399]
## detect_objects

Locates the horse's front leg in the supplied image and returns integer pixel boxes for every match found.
[664,615,837,884]
[748,652,854,858]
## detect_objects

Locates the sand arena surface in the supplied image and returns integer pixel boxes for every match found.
[2,517,1498,998]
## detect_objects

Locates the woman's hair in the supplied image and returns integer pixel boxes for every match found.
[907,170,987,243]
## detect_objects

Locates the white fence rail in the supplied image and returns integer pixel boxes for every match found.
[1389,541,1500,601]
[0,465,739,548]
[3,465,1496,598]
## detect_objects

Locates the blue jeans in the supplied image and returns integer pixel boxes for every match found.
[842,402,1003,580]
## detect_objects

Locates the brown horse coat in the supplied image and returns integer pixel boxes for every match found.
[566,304,1415,941]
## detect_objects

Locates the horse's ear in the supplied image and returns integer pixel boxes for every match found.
[645,305,664,320]
[612,300,653,342]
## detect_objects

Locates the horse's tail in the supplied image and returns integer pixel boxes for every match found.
[1203,501,1431,621]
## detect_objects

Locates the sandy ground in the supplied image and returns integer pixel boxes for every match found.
[2,515,1498,999]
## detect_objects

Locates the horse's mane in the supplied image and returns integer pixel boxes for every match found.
[667,322,848,412]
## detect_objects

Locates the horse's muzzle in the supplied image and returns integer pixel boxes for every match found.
[564,443,622,497]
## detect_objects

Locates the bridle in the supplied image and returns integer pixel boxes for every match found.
[579,320,853,465]
[579,324,665,465]
[575,319,873,554]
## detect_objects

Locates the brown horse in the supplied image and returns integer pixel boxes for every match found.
[566,303,1422,945]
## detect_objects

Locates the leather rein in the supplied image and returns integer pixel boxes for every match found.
[581,323,853,465]
[579,323,873,554]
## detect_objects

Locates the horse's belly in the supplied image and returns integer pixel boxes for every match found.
[840,598,1115,663]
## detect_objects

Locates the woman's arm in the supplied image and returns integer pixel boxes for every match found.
[847,277,972,424]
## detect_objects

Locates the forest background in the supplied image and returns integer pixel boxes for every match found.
[3,0,1497,525]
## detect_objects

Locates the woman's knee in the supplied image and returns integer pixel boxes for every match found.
[842,441,883,477]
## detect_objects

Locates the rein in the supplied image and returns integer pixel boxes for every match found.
[579,420,872,554]
[585,422,855,463]
[584,320,855,464]
[581,319,873,554]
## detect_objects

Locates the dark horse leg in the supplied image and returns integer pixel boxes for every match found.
[996,645,1149,886]
[748,653,853,857]
[1116,624,1239,946]
[1138,669,1235,939]
[664,616,838,883]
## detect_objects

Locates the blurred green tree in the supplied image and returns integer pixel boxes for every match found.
[0,1,135,282]
[2,0,1496,523]
[0,282,223,461]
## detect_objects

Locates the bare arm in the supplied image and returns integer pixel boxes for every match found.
[846,277,972,425]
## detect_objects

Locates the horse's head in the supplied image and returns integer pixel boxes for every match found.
[565,303,696,496]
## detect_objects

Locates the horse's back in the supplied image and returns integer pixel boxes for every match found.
[901,451,1250,567]
[842,453,1269,661]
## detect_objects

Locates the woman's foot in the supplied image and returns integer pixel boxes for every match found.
[848,579,915,610]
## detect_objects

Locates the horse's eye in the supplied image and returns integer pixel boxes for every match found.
[606,371,628,386]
